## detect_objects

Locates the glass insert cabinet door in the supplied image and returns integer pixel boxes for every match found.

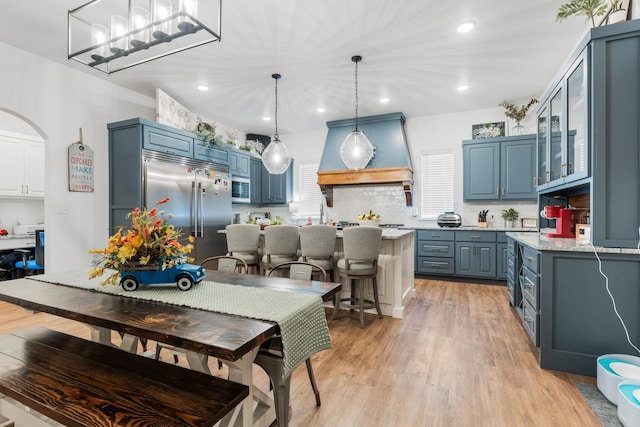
[565,54,588,183]
[536,50,589,191]
[537,106,547,189]
[549,88,563,185]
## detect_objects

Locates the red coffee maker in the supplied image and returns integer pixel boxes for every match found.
[544,206,583,238]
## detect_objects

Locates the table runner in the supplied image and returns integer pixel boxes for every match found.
[27,270,332,379]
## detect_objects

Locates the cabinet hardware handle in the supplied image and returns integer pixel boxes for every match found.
[526,256,533,261]
[524,315,534,323]
[567,162,573,174]
[25,185,28,194]
[431,248,440,251]
[533,176,538,188]
[545,171,550,183]
[470,235,481,239]
[496,187,499,196]
[431,264,440,268]
[560,163,567,178]
[502,187,505,197]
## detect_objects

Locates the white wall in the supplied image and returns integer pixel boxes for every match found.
[0,41,154,273]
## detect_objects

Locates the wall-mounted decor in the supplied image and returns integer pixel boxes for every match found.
[521,218,538,229]
[471,122,505,139]
[68,128,94,192]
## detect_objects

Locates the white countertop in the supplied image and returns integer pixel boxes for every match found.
[506,231,640,254]
[219,228,414,240]
[0,234,35,251]
[406,225,536,232]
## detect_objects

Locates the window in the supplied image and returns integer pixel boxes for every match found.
[299,162,323,216]
[420,152,454,219]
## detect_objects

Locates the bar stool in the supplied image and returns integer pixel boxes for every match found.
[261,225,299,274]
[332,226,383,328]
[299,225,337,282]
[225,224,260,274]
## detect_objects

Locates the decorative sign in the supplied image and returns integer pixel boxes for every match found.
[68,128,94,192]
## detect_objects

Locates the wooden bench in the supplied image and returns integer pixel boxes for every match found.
[0,327,248,427]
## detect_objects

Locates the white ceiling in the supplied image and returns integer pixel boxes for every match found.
[0,0,590,135]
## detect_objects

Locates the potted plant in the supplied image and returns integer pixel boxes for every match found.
[501,208,519,228]
[194,121,227,150]
[556,0,609,27]
[499,99,537,135]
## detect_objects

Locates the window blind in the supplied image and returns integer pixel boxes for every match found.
[299,162,323,216]
[420,152,454,219]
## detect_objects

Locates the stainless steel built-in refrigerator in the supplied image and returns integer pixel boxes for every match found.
[143,151,232,263]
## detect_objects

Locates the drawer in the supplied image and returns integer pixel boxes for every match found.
[506,277,515,306]
[507,238,516,254]
[416,230,455,241]
[522,297,539,346]
[522,246,539,273]
[522,265,539,309]
[455,231,496,243]
[417,241,454,258]
[506,253,516,282]
[496,232,507,243]
[417,256,455,275]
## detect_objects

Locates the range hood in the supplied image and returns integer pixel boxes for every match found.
[317,112,413,207]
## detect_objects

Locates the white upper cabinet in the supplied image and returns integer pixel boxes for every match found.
[0,131,44,198]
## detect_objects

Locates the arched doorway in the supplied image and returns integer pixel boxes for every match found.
[0,109,46,256]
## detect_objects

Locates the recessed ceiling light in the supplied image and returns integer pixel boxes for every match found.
[316,107,326,113]
[457,21,476,33]
[196,84,209,91]
[379,97,390,103]
[457,84,470,92]
[262,116,271,121]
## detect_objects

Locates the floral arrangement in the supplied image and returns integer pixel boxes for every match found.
[194,121,226,150]
[89,198,194,285]
[499,99,538,123]
[358,210,381,221]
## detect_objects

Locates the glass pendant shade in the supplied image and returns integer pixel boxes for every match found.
[262,139,291,174]
[340,129,374,170]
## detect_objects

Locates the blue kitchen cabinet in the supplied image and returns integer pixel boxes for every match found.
[249,157,262,205]
[142,123,194,157]
[536,50,588,191]
[454,231,497,278]
[261,161,293,205]
[194,138,229,165]
[463,134,536,201]
[415,229,455,275]
[229,148,250,178]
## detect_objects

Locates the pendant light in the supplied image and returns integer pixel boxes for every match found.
[262,73,292,175]
[340,55,374,170]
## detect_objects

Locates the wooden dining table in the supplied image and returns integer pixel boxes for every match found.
[0,269,341,427]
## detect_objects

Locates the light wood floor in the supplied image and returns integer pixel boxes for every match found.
[0,278,600,426]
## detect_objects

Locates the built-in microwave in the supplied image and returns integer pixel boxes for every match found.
[231,176,250,203]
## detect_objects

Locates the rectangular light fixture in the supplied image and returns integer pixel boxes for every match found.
[68,0,221,75]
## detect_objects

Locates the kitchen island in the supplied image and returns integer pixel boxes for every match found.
[507,232,640,377]
[221,228,415,319]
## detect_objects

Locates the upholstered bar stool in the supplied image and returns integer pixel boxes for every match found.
[332,226,383,328]
[299,225,337,281]
[225,224,260,274]
[261,225,300,274]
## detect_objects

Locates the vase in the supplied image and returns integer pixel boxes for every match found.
[513,122,525,136]
[505,219,513,228]
[608,9,627,24]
